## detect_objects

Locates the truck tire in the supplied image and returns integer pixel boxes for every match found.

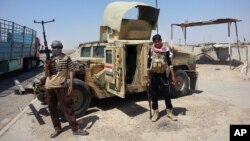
[37,93,46,104]
[23,58,32,71]
[70,79,92,116]
[34,81,47,104]
[174,70,189,95]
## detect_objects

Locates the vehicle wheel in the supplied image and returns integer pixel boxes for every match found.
[37,93,46,104]
[174,70,189,95]
[34,82,46,104]
[41,79,91,117]
[70,79,91,117]
[23,58,32,71]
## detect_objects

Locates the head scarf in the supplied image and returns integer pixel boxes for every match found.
[151,43,169,53]
[52,48,62,56]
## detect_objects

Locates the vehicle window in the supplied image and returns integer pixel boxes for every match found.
[93,45,105,58]
[106,50,112,64]
[81,47,91,57]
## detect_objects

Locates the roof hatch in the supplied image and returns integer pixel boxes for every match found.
[103,1,159,40]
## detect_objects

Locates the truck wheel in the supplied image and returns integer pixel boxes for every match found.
[71,79,92,117]
[34,82,46,104]
[23,58,32,71]
[37,93,46,104]
[37,79,91,117]
[174,70,189,95]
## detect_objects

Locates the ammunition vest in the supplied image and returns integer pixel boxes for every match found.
[150,51,168,74]
[45,55,69,89]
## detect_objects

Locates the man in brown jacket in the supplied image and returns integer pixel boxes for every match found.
[45,40,89,138]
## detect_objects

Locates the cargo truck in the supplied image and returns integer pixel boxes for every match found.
[0,19,40,74]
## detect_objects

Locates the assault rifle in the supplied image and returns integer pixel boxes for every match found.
[146,82,152,119]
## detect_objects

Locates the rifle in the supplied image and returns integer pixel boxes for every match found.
[146,82,152,119]
[34,19,55,77]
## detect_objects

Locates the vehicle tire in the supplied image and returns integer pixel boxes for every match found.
[69,79,92,117]
[34,82,46,104]
[37,93,46,104]
[174,70,189,96]
[23,58,32,71]
[38,79,91,117]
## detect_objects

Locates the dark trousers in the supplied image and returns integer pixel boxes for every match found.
[46,88,79,132]
[150,73,173,110]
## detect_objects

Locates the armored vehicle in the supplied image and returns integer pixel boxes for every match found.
[33,1,198,116]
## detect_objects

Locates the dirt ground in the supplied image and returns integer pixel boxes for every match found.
[0,63,250,141]
[0,69,42,130]
[0,50,72,131]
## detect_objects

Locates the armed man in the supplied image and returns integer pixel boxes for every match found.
[147,34,178,122]
[44,40,89,138]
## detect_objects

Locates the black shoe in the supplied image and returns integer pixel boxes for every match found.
[73,129,89,136]
[50,130,62,138]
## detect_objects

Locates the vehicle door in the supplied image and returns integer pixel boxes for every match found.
[104,43,125,98]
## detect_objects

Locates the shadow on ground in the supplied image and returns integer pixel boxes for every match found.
[159,107,187,118]
[29,88,201,127]
[88,92,149,117]
[61,115,99,133]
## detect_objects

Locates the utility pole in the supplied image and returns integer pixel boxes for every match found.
[34,19,55,60]
[156,0,158,34]
[34,19,55,77]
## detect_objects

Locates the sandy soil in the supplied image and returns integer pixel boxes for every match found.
[0,64,250,141]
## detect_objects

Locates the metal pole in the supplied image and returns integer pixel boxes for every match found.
[0,23,1,41]
[235,22,241,62]
[228,22,231,69]
[184,26,187,47]
[246,40,249,76]
[10,22,14,59]
[34,19,55,60]
[171,24,173,48]
[156,0,158,34]
[34,19,54,48]
[41,21,48,47]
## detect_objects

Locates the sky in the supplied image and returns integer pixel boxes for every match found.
[1,0,250,49]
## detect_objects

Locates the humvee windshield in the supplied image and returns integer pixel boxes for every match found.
[93,45,105,58]
[81,47,91,57]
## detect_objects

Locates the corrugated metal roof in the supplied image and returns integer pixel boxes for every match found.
[172,18,241,27]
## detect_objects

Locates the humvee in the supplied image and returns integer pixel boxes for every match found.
[33,1,198,116]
